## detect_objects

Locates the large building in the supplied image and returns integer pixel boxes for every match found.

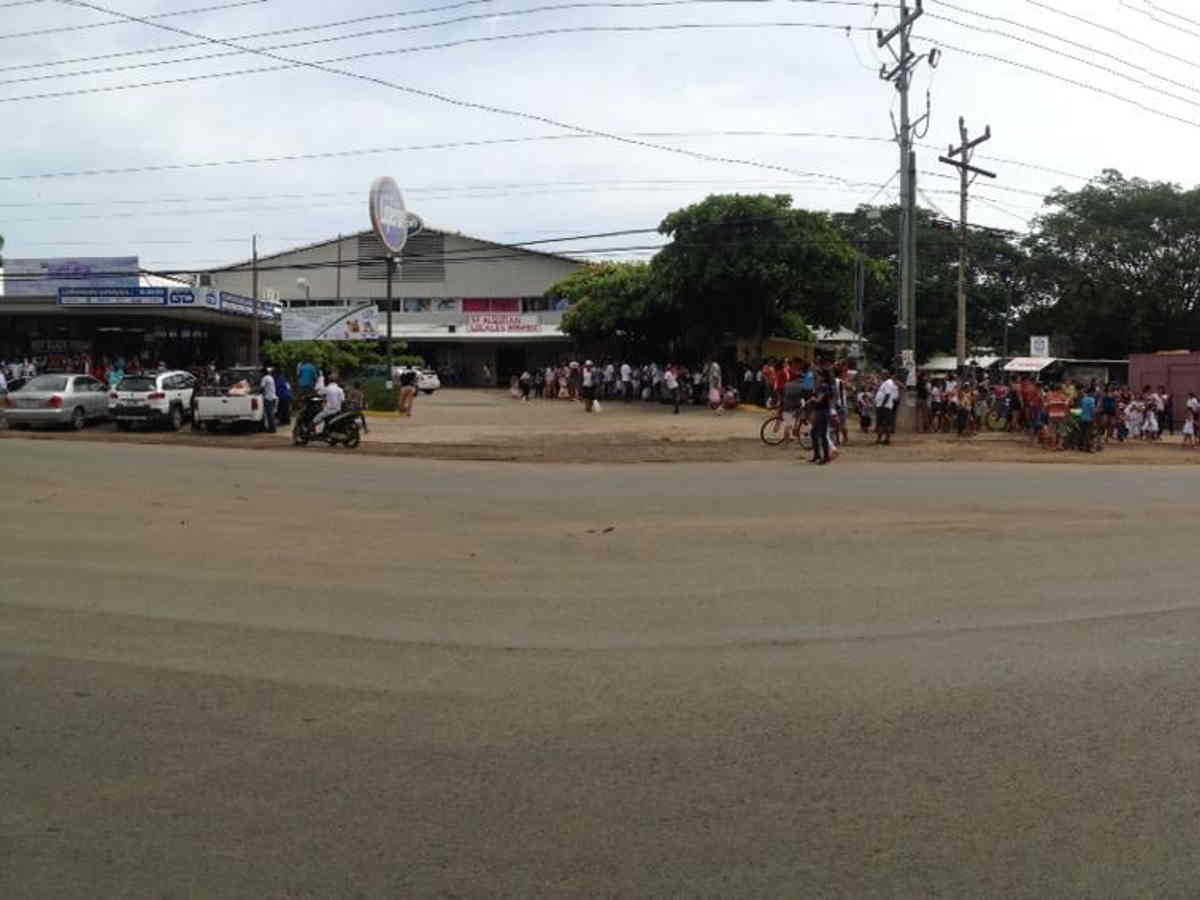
[0,256,279,369]
[207,227,584,384]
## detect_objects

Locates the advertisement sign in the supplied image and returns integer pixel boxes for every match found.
[6,257,139,296]
[369,176,408,255]
[465,313,540,334]
[282,303,381,341]
[57,286,166,306]
[1030,335,1050,357]
[217,291,280,320]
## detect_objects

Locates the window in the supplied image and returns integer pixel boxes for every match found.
[117,376,155,392]
[403,298,432,313]
[27,375,68,391]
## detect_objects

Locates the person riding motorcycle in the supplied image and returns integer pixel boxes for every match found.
[313,374,345,434]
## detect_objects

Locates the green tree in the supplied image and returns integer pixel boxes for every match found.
[834,204,1024,364]
[652,194,857,357]
[1021,170,1200,356]
[261,339,392,378]
[555,262,674,350]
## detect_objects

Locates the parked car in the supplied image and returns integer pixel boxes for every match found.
[192,367,266,432]
[392,366,441,394]
[109,370,197,431]
[4,373,109,429]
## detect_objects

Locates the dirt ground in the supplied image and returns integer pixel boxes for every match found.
[4,388,1198,465]
[3,440,1200,897]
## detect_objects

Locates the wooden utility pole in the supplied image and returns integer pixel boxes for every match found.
[938,117,995,373]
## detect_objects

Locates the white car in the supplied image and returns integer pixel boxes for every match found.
[393,367,440,394]
[109,370,197,431]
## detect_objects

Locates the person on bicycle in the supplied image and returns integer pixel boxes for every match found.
[781,364,808,441]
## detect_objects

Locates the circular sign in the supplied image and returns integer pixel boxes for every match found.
[369,176,408,255]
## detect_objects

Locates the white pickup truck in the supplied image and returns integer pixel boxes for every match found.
[191,367,267,432]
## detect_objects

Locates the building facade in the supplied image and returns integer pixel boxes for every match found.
[0,258,279,370]
[207,228,584,385]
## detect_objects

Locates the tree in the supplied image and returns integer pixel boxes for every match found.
[1021,170,1200,357]
[834,204,1023,364]
[261,339,395,378]
[555,262,676,351]
[652,194,857,357]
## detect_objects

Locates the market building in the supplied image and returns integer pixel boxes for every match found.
[205,227,584,385]
[0,256,280,369]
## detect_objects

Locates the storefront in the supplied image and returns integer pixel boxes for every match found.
[0,273,281,369]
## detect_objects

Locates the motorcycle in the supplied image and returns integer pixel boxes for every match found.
[292,395,362,449]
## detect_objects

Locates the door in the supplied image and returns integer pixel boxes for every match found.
[496,346,526,382]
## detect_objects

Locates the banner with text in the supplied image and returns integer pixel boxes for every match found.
[465,313,540,334]
[282,303,381,341]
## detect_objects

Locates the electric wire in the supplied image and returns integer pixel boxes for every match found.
[0,0,267,42]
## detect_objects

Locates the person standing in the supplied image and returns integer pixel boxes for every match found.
[273,369,293,425]
[397,369,417,416]
[1079,386,1097,451]
[874,372,900,445]
[297,358,318,403]
[1159,385,1174,436]
[519,369,532,401]
[259,366,278,433]
[580,360,597,412]
[809,374,832,465]
[915,374,930,432]
[663,363,681,414]
[620,361,633,402]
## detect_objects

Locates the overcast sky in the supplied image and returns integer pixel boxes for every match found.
[1,0,1198,272]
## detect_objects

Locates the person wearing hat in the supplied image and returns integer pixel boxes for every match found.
[581,360,597,412]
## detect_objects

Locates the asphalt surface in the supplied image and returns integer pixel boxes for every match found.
[3,440,1200,898]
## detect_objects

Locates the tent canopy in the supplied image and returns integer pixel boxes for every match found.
[1004,357,1054,373]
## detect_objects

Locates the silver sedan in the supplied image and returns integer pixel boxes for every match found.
[4,373,110,429]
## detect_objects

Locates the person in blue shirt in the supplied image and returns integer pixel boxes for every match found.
[297,360,318,401]
[273,370,293,425]
[801,363,815,396]
[1078,389,1097,452]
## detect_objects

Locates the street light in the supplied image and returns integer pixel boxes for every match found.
[296,277,311,301]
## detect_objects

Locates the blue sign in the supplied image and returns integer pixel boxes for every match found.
[369,176,408,254]
[168,290,195,305]
[57,286,166,306]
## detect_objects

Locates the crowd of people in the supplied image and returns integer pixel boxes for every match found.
[511,360,739,413]
[912,375,1200,451]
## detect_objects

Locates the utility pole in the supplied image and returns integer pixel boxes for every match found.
[938,117,995,374]
[250,234,259,367]
[878,0,937,391]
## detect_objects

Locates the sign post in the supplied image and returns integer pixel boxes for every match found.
[369,177,409,387]
[1030,335,1050,358]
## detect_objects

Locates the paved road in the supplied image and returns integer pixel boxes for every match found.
[3,441,1199,898]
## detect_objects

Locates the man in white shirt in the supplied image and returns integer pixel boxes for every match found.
[663,363,680,414]
[603,362,616,400]
[260,366,278,433]
[874,373,901,445]
[0,366,7,397]
[314,374,345,433]
[620,362,633,402]
[581,361,597,412]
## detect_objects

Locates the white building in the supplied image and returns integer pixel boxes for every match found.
[206,227,584,384]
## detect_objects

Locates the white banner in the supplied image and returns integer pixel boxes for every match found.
[465,312,540,333]
[282,303,381,341]
[1030,335,1050,357]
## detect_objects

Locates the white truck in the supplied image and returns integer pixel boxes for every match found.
[191,367,267,432]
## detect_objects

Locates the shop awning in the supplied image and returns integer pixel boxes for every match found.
[1004,356,1055,373]
[922,355,1002,372]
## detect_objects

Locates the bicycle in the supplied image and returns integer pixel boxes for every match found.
[761,407,813,450]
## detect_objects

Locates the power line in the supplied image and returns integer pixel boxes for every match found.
[1143,0,1200,30]
[0,0,893,75]
[1122,0,1200,39]
[0,0,268,42]
[912,35,1200,130]
[1024,0,1200,76]
[927,0,1200,102]
[0,19,881,101]
[0,0,797,85]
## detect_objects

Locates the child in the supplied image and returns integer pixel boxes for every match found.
[1183,413,1195,448]
[1126,400,1143,441]
[1143,403,1159,441]
[857,388,874,433]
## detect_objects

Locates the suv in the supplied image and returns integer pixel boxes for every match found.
[109,370,197,430]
